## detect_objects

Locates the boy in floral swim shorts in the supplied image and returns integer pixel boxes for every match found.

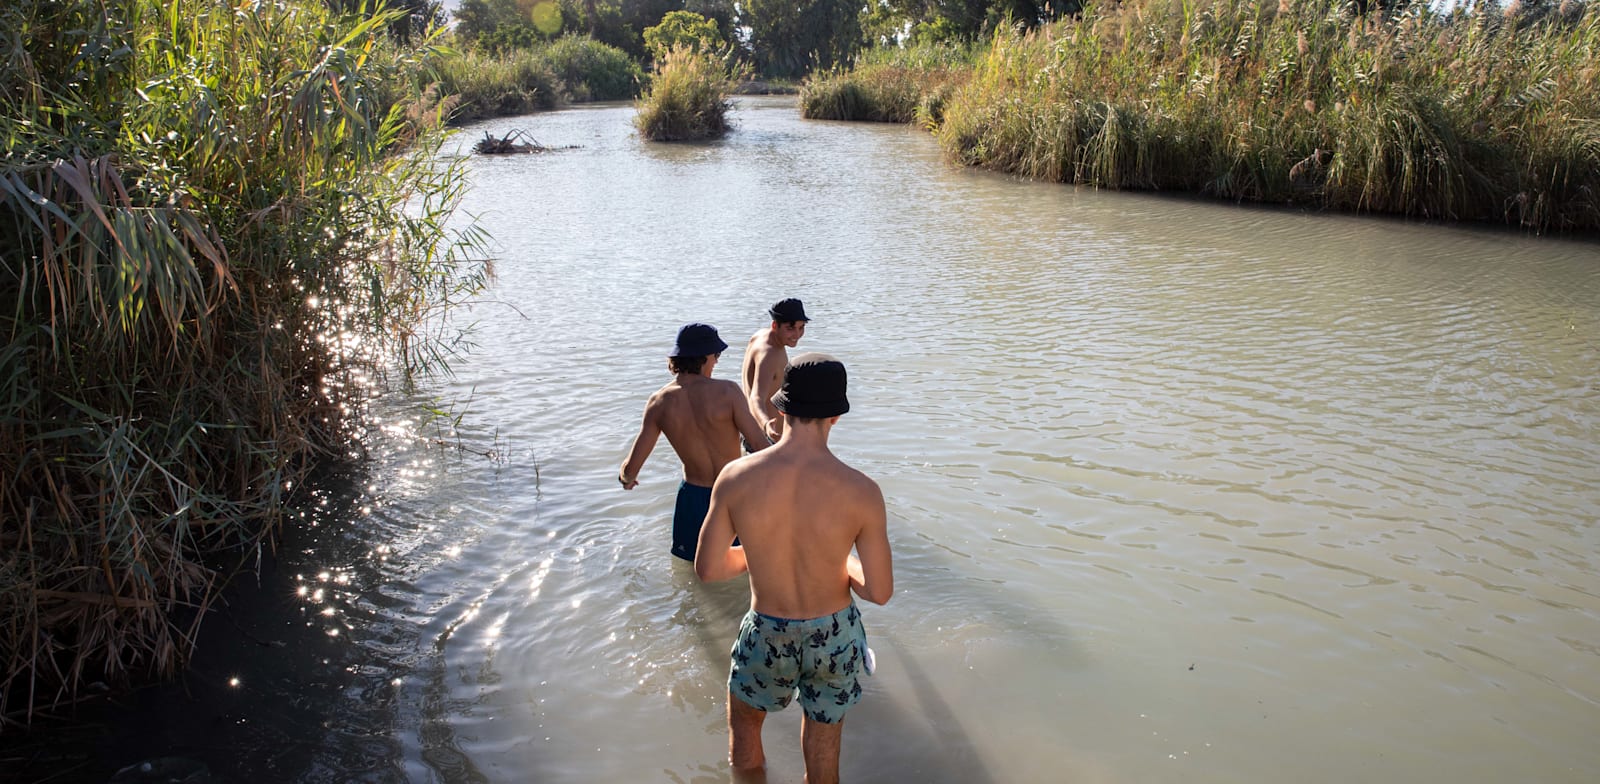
[696,354,894,784]
[729,603,870,724]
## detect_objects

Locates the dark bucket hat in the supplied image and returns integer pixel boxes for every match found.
[671,322,728,357]
[768,298,810,323]
[772,352,849,419]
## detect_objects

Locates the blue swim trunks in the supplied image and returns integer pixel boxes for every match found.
[728,603,868,724]
[671,481,711,561]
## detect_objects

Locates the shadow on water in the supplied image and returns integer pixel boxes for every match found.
[670,556,1022,784]
[861,632,1000,784]
[415,630,491,784]
[2,477,1070,784]
[0,458,422,784]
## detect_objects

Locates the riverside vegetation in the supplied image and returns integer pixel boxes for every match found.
[0,0,715,726]
[635,13,740,141]
[802,43,976,124]
[635,46,737,141]
[803,0,1600,233]
[421,35,643,126]
[0,0,504,727]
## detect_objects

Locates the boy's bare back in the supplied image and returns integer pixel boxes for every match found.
[710,441,888,619]
[648,376,754,486]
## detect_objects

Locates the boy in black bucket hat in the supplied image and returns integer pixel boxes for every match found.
[619,323,769,561]
[696,353,894,783]
[740,298,810,445]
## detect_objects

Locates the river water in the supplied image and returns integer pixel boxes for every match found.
[9,96,1599,783]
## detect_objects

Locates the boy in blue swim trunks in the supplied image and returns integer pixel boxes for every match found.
[620,323,769,560]
[696,353,894,784]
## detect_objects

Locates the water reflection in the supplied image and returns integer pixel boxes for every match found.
[0,426,435,782]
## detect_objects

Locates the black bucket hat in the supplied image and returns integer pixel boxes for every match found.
[768,298,810,323]
[772,353,849,419]
[670,322,728,357]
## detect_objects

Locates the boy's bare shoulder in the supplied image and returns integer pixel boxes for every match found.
[698,378,741,408]
[841,463,883,499]
[804,457,878,499]
[714,452,770,492]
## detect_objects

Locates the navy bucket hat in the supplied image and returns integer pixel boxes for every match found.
[670,323,728,358]
[772,353,849,419]
[768,298,809,323]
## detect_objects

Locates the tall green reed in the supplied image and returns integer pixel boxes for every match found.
[0,0,488,725]
[801,42,975,124]
[913,0,1598,231]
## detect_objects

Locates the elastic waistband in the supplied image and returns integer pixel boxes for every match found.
[749,602,857,629]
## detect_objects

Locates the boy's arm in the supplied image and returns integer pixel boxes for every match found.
[732,389,770,452]
[694,477,748,582]
[849,481,893,605]
[750,351,786,442]
[618,399,661,489]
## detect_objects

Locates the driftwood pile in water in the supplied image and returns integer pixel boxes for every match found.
[473,129,574,155]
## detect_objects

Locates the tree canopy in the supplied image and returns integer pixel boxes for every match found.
[643,10,725,59]
[446,0,1081,76]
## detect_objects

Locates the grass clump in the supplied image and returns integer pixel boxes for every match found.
[0,0,488,724]
[635,46,734,141]
[421,36,641,126]
[424,46,565,124]
[802,42,975,124]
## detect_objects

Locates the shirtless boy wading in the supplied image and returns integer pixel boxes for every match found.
[620,323,768,561]
[696,354,894,784]
[741,298,809,445]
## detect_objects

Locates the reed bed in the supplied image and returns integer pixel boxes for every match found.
[635,46,734,141]
[830,1,1600,232]
[943,0,1600,230]
[801,44,975,125]
[0,0,487,725]
[423,36,641,125]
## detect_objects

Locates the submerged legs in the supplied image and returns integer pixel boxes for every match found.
[800,715,844,784]
[729,692,768,774]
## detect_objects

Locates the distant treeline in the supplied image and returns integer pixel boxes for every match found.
[449,0,1085,79]
[803,0,1600,234]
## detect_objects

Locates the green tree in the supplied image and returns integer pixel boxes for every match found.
[644,10,724,60]
[453,0,568,50]
[452,0,709,61]
[682,0,736,44]
[740,0,862,78]
[553,0,682,60]
[557,0,636,56]
[860,0,1075,47]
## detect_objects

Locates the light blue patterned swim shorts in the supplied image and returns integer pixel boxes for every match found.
[728,602,868,724]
